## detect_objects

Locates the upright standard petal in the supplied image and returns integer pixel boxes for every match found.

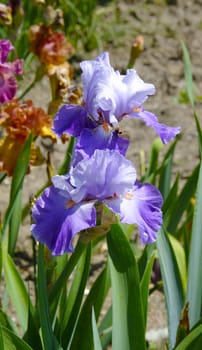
[80,51,111,101]
[79,52,156,125]
[31,186,96,255]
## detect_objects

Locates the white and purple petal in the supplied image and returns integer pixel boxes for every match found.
[31,186,96,255]
[80,52,111,101]
[69,149,136,202]
[105,180,163,243]
[80,52,155,124]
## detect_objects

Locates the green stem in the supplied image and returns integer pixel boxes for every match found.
[18,77,37,100]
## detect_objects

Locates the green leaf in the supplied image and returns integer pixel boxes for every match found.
[37,244,61,350]
[181,41,194,107]
[0,326,33,350]
[167,164,199,234]
[158,149,175,200]
[8,189,22,256]
[60,244,91,349]
[2,248,34,333]
[140,252,155,326]
[99,306,112,349]
[58,137,75,175]
[0,310,17,333]
[69,262,110,350]
[186,161,202,328]
[92,308,102,350]
[0,172,6,184]
[175,324,202,350]
[194,112,202,158]
[49,241,86,319]
[108,257,130,350]
[2,134,32,237]
[162,174,179,218]
[144,138,163,181]
[168,235,187,295]
[157,227,184,349]
[107,224,146,350]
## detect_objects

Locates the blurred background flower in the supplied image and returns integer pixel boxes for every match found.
[0,39,23,103]
[0,98,56,175]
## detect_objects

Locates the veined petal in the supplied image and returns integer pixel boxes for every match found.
[31,186,96,255]
[80,52,155,124]
[69,149,136,202]
[106,180,163,244]
[80,52,111,101]
[53,104,93,137]
[72,125,129,165]
[123,69,155,106]
[130,109,181,144]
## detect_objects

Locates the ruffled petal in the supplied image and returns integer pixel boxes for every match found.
[80,52,156,124]
[80,52,111,100]
[106,180,163,244]
[69,149,136,202]
[31,186,96,255]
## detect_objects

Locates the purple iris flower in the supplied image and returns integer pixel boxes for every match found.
[31,149,163,255]
[0,39,23,104]
[53,52,180,152]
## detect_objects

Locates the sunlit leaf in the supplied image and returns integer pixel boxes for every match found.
[60,244,91,349]
[186,161,202,328]
[181,41,194,107]
[92,308,102,350]
[2,134,32,237]
[140,252,155,326]
[37,244,61,350]
[2,248,34,333]
[69,262,110,350]
[0,326,33,350]
[107,224,146,350]
[157,227,184,349]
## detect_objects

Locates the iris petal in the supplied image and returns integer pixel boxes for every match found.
[31,186,96,255]
[130,109,181,144]
[105,180,163,244]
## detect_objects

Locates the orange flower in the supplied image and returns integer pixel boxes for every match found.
[29,24,74,66]
[0,99,56,175]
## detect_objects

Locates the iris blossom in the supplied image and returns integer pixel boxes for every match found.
[0,99,56,175]
[29,24,74,66]
[0,39,23,103]
[31,149,163,255]
[53,52,180,163]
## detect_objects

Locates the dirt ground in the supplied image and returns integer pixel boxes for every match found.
[1,0,202,348]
